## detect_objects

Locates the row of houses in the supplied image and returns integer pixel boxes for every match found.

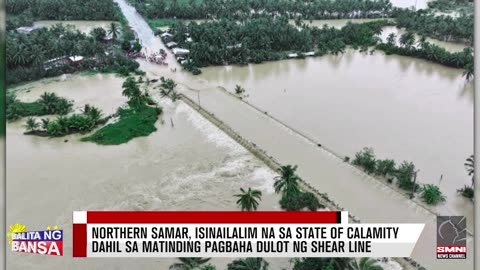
[160,32,191,64]
[43,55,85,70]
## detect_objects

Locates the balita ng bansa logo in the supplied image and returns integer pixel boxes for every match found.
[8,223,63,256]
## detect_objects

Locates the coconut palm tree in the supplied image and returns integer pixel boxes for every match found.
[38,92,60,114]
[235,188,262,211]
[108,22,120,42]
[40,118,51,130]
[350,258,383,270]
[274,165,300,197]
[24,117,39,132]
[227,257,269,270]
[169,257,211,270]
[386,33,396,46]
[465,155,474,185]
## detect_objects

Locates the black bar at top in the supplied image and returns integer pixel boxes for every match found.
[336,211,342,224]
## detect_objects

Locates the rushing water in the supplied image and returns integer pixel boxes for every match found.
[6,74,286,269]
[111,0,474,268]
[34,20,117,34]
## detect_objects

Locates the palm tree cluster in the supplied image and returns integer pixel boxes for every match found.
[169,18,390,68]
[169,257,212,270]
[131,0,393,21]
[6,92,73,121]
[159,77,181,101]
[377,34,474,74]
[24,104,106,137]
[7,0,120,31]
[293,257,384,270]
[394,8,473,44]
[352,147,421,192]
[274,165,323,211]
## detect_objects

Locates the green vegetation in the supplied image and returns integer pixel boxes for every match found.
[393,9,473,44]
[6,92,73,121]
[377,34,473,71]
[159,77,180,101]
[170,258,211,270]
[6,0,121,31]
[352,148,421,193]
[82,77,162,145]
[458,185,474,199]
[6,0,142,85]
[421,184,446,205]
[169,18,391,68]
[464,154,474,185]
[274,165,323,211]
[129,0,393,21]
[428,0,473,12]
[352,147,376,175]
[23,104,108,137]
[235,187,262,211]
[227,258,269,270]
[234,85,246,95]
[292,258,384,270]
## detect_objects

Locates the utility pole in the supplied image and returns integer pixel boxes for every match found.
[410,170,420,199]
[439,174,443,187]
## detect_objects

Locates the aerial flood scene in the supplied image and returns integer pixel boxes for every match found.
[5,0,475,270]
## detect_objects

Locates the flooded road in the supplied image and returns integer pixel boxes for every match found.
[109,0,475,269]
[6,73,285,269]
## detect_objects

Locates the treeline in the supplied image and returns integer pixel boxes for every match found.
[377,33,474,70]
[129,0,393,20]
[7,0,120,31]
[393,9,473,44]
[6,24,141,85]
[6,92,73,122]
[427,0,473,12]
[171,17,390,67]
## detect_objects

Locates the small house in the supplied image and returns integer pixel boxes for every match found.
[68,56,85,66]
[166,42,178,49]
[288,53,298,58]
[303,52,315,57]
[172,48,190,57]
[43,56,68,70]
[160,32,174,42]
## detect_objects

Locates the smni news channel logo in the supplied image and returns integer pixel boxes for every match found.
[436,216,467,259]
[7,223,63,256]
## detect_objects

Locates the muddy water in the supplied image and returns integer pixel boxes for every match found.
[198,52,474,223]
[379,26,468,52]
[113,0,474,268]
[34,20,117,34]
[6,74,286,269]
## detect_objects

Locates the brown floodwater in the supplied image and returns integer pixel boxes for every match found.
[6,74,288,269]
[113,0,474,268]
[34,20,118,34]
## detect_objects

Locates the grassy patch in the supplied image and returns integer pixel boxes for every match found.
[81,104,162,145]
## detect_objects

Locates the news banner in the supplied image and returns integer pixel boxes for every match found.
[64,211,424,258]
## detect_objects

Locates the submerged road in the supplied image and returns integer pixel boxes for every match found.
[113,0,474,269]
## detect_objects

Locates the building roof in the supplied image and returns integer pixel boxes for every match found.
[68,56,84,62]
[166,41,178,47]
[172,48,190,55]
[161,32,173,38]
[16,25,42,34]
[288,53,298,58]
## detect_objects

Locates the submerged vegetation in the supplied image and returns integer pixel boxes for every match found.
[23,104,109,137]
[292,257,384,270]
[82,77,162,145]
[274,165,323,211]
[6,0,141,85]
[6,92,73,121]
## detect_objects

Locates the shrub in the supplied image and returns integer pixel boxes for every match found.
[279,191,323,211]
[344,156,350,162]
[396,161,420,192]
[375,159,396,177]
[458,185,474,199]
[353,147,376,174]
[421,184,446,205]
[82,104,162,145]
